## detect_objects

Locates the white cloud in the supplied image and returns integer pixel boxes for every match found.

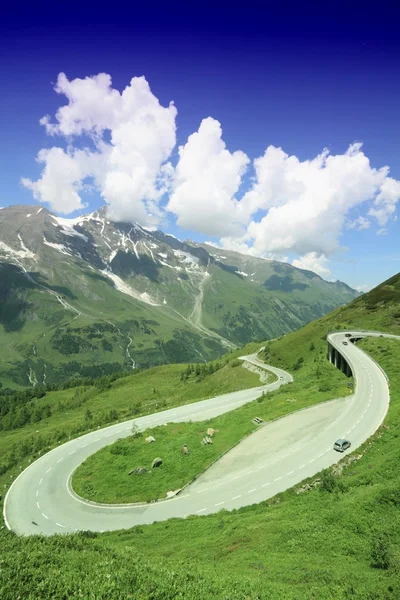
[21,147,87,214]
[354,284,371,293]
[241,143,390,256]
[347,216,371,230]
[166,117,249,236]
[377,228,388,236]
[23,73,177,227]
[292,252,331,279]
[368,177,400,226]
[23,74,400,269]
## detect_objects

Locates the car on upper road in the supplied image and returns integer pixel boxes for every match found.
[333,439,351,452]
[345,333,352,338]
[280,376,283,380]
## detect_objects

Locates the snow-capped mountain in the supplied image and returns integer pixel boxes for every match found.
[0,205,359,388]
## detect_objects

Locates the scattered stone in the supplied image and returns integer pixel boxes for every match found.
[202,436,213,445]
[207,428,215,436]
[145,436,156,443]
[128,467,148,475]
[181,444,190,455]
[295,478,321,494]
[152,457,163,468]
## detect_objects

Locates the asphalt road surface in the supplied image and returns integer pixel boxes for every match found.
[4,331,397,536]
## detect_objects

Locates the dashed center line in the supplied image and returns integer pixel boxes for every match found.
[248,488,256,494]
[57,458,63,463]
[215,501,224,507]
[39,478,43,485]
[42,513,49,520]
[196,508,207,514]
[232,494,242,500]
[46,467,52,473]
[36,501,40,509]
[197,488,208,494]
[56,522,65,528]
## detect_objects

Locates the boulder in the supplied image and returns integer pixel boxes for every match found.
[181,444,190,455]
[152,457,163,469]
[207,428,215,436]
[145,436,156,443]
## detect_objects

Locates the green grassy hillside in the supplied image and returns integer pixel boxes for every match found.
[0,273,399,599]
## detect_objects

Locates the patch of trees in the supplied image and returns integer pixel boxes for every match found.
[180,360,223,382]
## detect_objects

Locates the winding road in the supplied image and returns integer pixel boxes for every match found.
[3,331,396,536]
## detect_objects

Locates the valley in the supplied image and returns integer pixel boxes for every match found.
[0,205,359,389]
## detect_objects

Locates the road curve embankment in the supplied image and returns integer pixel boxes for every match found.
[4,332,398,536]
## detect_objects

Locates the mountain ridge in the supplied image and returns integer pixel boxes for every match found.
[0,204,359,388]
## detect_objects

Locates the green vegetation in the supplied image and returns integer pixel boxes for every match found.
[73,352,350,504]
[0,272,400,599]
[0,352,261,481]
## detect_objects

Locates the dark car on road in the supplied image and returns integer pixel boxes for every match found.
[345,333,352,338]
[343,341,348,345]
[334,439,351,452]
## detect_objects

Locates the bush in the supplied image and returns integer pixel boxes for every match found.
[320,470,337,493]
[371,534,395,570]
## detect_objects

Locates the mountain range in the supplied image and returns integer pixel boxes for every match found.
[0,204,359,388]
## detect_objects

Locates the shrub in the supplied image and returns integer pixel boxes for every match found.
[371,534,395,570]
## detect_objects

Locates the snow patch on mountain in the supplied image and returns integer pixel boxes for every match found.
[43,237,73,256]
[0,239,35,260]
[18,234,35,258]
[173,250,199,268]
[101,269,160,306]
[51,215,89,241]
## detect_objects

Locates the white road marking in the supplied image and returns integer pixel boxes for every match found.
[197,488,208,494]
[299,464,306,469]
[287,470,295,475]
[69,451,75,455]
[39,478,43,485]
[308,458,315,463]
[261,482,271,488]
[56,522,65,528]
[36,490,39,498]
[215,501,224,507]
[232,495,241,500]
[46,467,52,473]
[36,501,40,509]
[196,508,207,514]
[81,444,88,448]
[274,477,282,482]
[248,488,256,494]
[42,513,49,520]
[57,458,63,463]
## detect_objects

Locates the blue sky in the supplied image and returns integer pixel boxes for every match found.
[1,1,399,291]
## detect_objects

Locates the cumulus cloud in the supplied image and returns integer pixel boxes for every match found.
[166,117,249,236]
[23,73,177,226]
[368,177,400,226]
[23,73,400,271]
[292,252,332,279]
[21,147,87,214]
[239,143,392,257]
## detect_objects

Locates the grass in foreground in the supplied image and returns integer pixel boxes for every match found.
[1,338,399,600]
